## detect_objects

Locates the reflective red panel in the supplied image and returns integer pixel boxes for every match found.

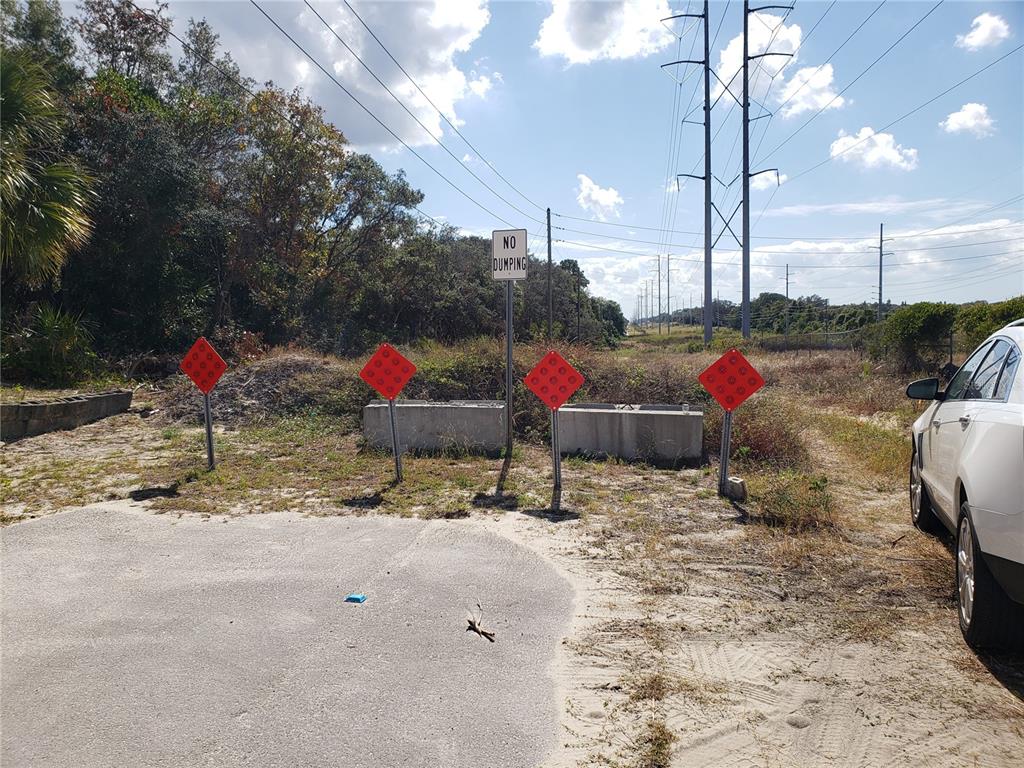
[698,348,764,412]
[179,337,227,395]
[524,350,584,411]
[359,343,416,400]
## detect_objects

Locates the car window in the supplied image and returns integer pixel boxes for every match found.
[966,339,1010,399]
[994,343,1021,400]
[946,342,992,400]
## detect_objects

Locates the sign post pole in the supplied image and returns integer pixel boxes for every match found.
[179,337,228,472]
[203,393,215,471]
[697,348,764,499]
[497,280,514,494]
[718,410,732,495]
[492,228,527,496]
[524,350,583,513]
[358,343,417,485]
[388,397,403,483]
[550,408,562,511]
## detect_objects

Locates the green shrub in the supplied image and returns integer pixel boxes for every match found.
[955,296,1024,349]
[880,302,958,373]
[2,304,99,384]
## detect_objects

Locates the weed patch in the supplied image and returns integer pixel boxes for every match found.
[746,471,836,531]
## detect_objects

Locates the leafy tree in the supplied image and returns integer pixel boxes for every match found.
[0,50,94,288]
[75,0,173,89]
[0,0,83,93]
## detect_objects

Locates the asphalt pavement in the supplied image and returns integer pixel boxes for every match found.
[1,503,574,767]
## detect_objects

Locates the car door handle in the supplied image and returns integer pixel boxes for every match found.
[959,416,971,427]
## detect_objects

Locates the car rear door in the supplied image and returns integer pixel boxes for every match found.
[924,341,991,519]
[959,339,1024,562]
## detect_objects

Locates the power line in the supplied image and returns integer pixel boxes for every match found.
[338,0,544,214]
[248,0,518,228]
[760,0,943,163]
[302,1,543,226]
[786,44,1024,184]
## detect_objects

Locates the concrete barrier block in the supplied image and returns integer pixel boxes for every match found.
[0,390,133,441]
[362,400,506,456]
[558,403,703,467]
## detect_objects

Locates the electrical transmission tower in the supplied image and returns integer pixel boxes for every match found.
[663,0,712,345]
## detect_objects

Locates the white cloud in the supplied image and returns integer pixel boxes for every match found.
[829,127,919,171]
[751,172,787,191]
[713,13,801,103]
[576,174,624,221]
[534,0,674,65]
[468,74,492,97]
[940,102,995,137]
[776,64,843,118]
[207,0,497,150]
[956,13,1010,51]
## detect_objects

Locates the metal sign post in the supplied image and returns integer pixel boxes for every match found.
[492,228,527,495]
[524,350,584,512]
[388,397,403,482]
[179,337,227,472]
[358,343,417,485]
[718,410,732,495]
[550,408,562,511]
[203,393,215,471]
[698,349,764,498]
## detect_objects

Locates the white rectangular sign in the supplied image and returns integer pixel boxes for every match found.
[492,228,528,280]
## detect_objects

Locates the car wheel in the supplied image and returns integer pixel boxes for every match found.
[957,502,1024,651]
[909,446,941,533]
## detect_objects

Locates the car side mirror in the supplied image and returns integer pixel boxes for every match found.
[906,377,942,401]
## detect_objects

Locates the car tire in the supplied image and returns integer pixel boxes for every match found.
[910,446,941,533]
[956,502,1024,651]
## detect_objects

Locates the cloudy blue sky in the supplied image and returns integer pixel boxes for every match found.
[108,1,1023,313]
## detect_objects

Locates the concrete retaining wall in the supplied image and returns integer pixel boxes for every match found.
[558,403,703,467]
[363,400,506,456]
[1,390,133,442]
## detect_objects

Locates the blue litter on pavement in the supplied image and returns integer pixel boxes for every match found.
[344,593,367,603]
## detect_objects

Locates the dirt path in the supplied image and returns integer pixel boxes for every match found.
[3,406,1022,766]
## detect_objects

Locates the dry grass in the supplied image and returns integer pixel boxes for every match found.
[745,471,836,531]
[816,411,910,484]
[634,718,676,768]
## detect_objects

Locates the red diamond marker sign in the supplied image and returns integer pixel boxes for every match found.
[525,350,584,410]
[699,348,764,412]
[359,343,416,400]
[180,336,227,394]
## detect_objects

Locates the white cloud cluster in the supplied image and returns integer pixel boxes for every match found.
[712,14,842,120]
[829,127,919,171]
[940,102,995,137]
[751,172,787,191]
[190,0,498,151]
[955,13,1011,51]
[713,13,800,103]
[776,64,843,118]
[576,174,624,220]
[534,0,674,65]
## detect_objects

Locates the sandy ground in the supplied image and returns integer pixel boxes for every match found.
[3,408,1023,767]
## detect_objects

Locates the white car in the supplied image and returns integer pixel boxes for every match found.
[907,320,1024,650]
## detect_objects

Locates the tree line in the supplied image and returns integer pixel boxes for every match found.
[1,0,626,381]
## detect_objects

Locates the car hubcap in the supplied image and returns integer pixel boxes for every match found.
[910,460,922,521]
[958,517,975,627]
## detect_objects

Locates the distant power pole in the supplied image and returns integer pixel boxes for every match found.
[784,264,790,350]
[666,253,672,334]
[575,273,581,341]
[657,257,663,334]
[877,223,893,322]
[547,208,553,339]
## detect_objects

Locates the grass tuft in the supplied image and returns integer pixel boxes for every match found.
[746,471,836,531]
